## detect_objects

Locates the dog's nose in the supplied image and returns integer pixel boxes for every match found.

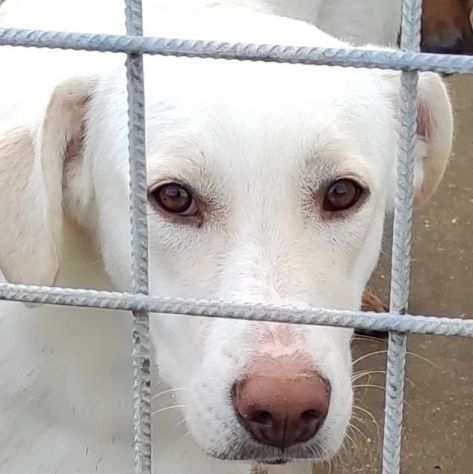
[232,357,330,449]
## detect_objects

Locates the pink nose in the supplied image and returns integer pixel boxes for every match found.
[232,356,330,449]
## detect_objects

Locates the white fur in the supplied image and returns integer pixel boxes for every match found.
[0,1,453,473]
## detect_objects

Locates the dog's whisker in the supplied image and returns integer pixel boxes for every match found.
[406,350,442,370]
[305,444,323,470]
[352,369,386,382]
[346,420,381,467]
[151,387,189,401]
[321,445,336,473]
[334,439,350,470]
[350,414,381,453]
[348,422,369,444]
[151,404,188,416]
[352,405,379,430]
[353,383,385,392]
[352,369,417,392]
[344,430,358,452]
[352,345,441,373]
[352,334,387,345]
[351,414,371,428]
[352,350,388,366]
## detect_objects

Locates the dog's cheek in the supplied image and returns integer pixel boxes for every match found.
[185,337,248,453]
[310,328,353,456]
[152,315,214,387]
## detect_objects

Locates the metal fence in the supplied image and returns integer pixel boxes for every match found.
[0,0,472,473]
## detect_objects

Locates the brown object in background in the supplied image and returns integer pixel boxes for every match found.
[421,0,473,54]
[358,289,389,339]
[361,289,389,313]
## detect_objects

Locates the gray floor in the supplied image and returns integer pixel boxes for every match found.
[316,74,473,474]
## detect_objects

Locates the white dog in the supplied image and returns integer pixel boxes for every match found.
[0,1,452,473]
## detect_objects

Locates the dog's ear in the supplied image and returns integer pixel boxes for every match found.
[383,71,454,207]
[0,77,96,285]
[412,72,454,205]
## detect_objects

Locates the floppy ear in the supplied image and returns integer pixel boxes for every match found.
[0,77,95,285]
[412,72,454,206]
[382,71,454,208]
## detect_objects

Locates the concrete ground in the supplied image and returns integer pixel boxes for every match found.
[312,74,473,474]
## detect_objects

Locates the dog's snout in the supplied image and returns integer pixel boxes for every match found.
[232,356,330,449]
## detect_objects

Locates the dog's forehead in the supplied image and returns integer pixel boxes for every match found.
[147,56,382,117]
[144,58,393,179]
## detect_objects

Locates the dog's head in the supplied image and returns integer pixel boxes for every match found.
[0,13,453,467]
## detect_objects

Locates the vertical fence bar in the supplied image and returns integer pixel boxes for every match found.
[125,0,152,473]
[382,0,422,473]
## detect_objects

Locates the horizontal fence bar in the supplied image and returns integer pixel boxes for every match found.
[0,283,471,337]
[1,28,473,74]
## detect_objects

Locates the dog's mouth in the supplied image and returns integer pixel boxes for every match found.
[259,458,288,465]
[209,443,324,464]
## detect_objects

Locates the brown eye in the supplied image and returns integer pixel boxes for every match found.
[150,182,197,216]
[323,179,364,212]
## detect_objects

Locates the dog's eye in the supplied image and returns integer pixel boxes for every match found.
[323,179,364,212]
[150,182,197,216]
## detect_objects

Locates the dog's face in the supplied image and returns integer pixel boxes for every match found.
[73,56,449,463]
[141,62,382,461]
[0,18,453,468]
